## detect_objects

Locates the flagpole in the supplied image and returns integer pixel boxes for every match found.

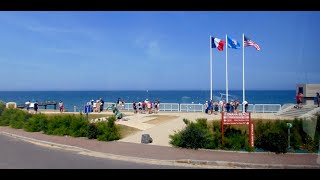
[242,33,245,112]
[210,35,212,101]
[225,34,228,103]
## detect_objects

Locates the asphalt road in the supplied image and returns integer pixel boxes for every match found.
[0,134,192,169]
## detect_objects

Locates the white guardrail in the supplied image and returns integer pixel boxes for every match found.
[75,103,282,113]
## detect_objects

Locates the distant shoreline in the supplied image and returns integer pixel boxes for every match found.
[0,90,296,92]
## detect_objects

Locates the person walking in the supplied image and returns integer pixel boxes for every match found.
[316,92,320,107]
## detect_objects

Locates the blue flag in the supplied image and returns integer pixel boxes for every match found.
[227,36,241,49]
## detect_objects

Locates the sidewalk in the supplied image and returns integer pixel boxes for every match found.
[0,126,319,169]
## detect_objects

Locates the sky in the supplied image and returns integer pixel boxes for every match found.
[0,11,319,91]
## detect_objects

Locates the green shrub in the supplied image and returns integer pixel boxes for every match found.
[169,118,212,149]
[255,120,288,154]
[87,123,98,139]
[0,100,5,116]
[224,126,249,151]
[46,115,71,136]
[96,116,120,141]
[0,108,31,128]
[24,113,48,132]
[68,115,88,137]
[209,121,222,149]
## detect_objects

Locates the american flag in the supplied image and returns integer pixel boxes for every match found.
[244,35,260,51]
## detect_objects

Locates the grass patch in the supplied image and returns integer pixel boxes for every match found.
[117,124,141,138]
[144,115,178,125]
[41,113,109,122]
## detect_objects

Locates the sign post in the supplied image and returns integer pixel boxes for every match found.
[84,105,91,122]
[221,112,254,148]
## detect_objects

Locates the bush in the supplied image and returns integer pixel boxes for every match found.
[96,116,121,141]
[169,118,213,149]
[68,115,88,137]
[46,115,71,136]
[255,120,288,154]
[0,100,5,116]
[210,121,222,149]
[224,126,249,151]
[0,108,31,128]
[24,113,48,132]
[87,123,98,139]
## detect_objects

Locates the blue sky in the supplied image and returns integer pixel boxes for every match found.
[0,11,319,91]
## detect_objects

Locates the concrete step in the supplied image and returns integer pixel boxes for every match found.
[281,110,312,114]
[277,106,316,118]
[282,111,311,115]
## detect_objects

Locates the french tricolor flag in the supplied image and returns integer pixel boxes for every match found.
[211,37,226,51]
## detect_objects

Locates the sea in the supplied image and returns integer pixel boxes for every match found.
[0,90,297,111]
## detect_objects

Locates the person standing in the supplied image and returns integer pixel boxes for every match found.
[133,101,137,113]
[219,99,223,113]
[154,101,158,114]
[100,98,104,112]
[243,100,248,113]
[205,101,208,114]
[214,102,219,115]
[316,93,320,107]
[25,100,31,112]
[34,101,39,114]
[96,100,101,113]
[208,100,212,114]
[296,92,303,109]
[59,101,64,113]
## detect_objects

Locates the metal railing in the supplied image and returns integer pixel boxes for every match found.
[180,104,204,112]
[74,102,282,113]
[159,103,179,112]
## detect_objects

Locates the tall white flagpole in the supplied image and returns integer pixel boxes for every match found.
[242,33,245,112]
[226,34,228,103]
[210,35,213,101]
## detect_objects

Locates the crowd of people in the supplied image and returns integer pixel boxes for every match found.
[25,100,64,114]
[86,98,104,113]
[132,99,160,114]
[21,92,320,115]
[204,99,248,114]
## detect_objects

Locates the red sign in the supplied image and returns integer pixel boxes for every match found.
[223,113,250,125]
[221,112,254,148]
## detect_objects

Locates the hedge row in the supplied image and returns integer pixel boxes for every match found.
[0,104,120,141]
[170,116,320,154]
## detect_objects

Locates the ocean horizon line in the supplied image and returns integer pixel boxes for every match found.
[0,89,296,92]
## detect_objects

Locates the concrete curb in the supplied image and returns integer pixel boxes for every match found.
[175,159,320,169]
[1,131,319,169]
